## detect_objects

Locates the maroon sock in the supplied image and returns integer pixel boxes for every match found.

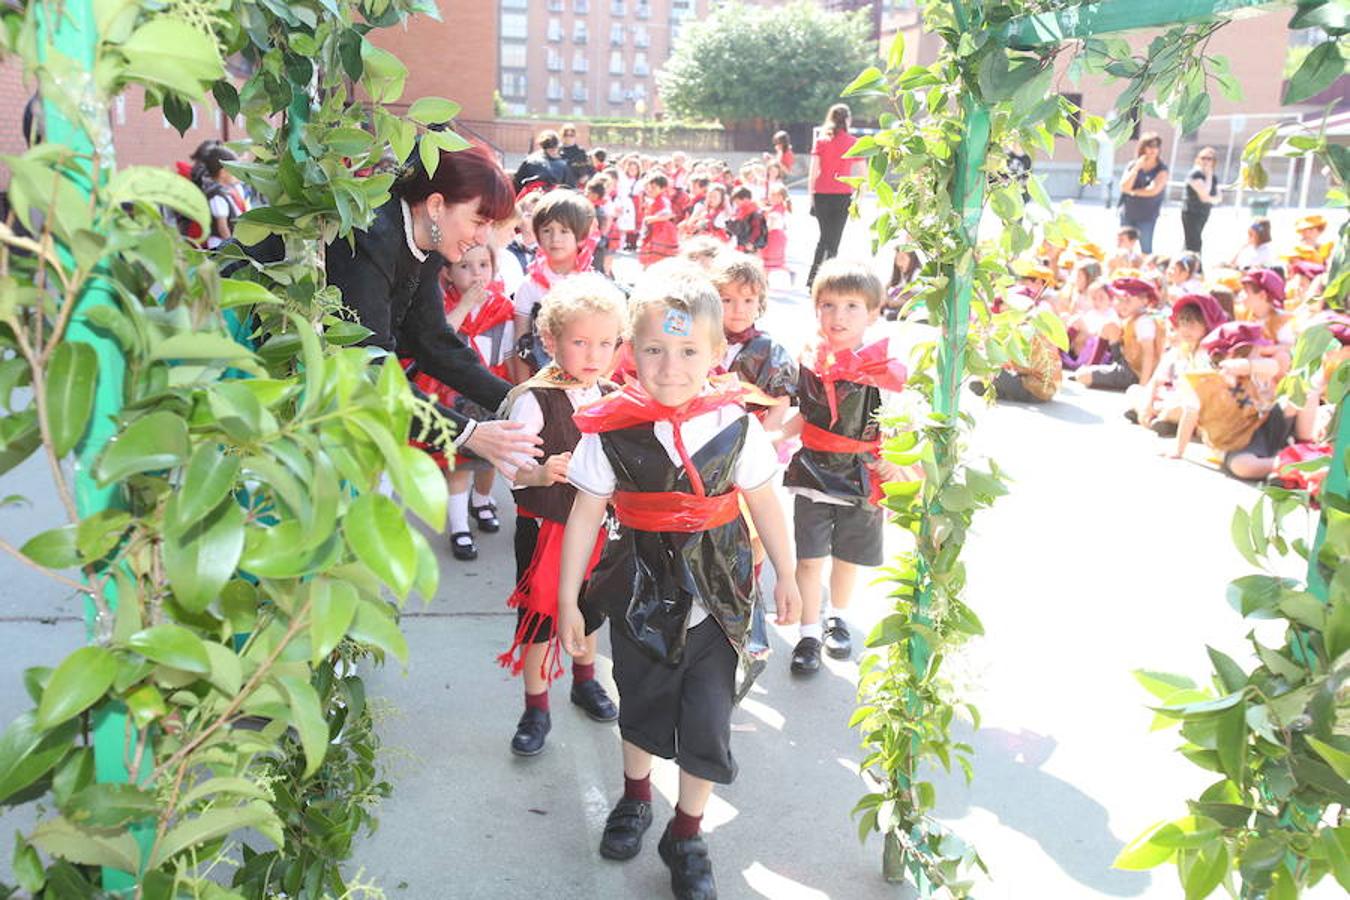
[525,690,549,713]
[573,661,596,684]
[624,774,652,803]
[672,806,702,840]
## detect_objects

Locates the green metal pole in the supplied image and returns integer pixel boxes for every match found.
[1307,404,1348,599]
[35,1,145,892]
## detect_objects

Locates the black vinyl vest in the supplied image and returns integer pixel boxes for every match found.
[581,416,755,665]
[782,367,880,503]
[727,334,798,401]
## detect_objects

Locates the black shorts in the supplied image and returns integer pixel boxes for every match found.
[1224,407,1295,472]
[611,618,738,784]
[1080,359,1138,391]
[793,494,884,567]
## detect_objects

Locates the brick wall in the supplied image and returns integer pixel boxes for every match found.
[372,1,497,121]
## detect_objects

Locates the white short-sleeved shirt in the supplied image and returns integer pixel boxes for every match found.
[1134,316,1157,343]
[496,245,527,301]
[568,400,777,630]
[507,383,603,436]
[512,277,548,321]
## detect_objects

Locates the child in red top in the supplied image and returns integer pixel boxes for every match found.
[638,173,679,268]
[680,183,731,245]
[761,184,791,278]
[412,245,516,562]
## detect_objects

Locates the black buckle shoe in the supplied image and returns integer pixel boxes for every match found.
[658,822,718,900]
[789,637,822,675]
[471,500,500,533]
[450,531,478,561]
[599,797,653,860]
[823,617,852,659]
[510,707,550,757]
[571,679,619,722]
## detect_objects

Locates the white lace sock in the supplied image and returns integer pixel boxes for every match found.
[448,490,470,534]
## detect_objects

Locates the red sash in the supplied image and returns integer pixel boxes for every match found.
[613,489,742,532]
[800,422,884,507]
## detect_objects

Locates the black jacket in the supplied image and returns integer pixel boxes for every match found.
[324,200,510,433]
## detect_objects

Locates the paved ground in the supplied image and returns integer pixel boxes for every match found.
[0,192,1340,899]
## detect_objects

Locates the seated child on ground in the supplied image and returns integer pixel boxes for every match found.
[1074,277,1164,390]
[498,274,627,758]
[1126,293,1225,433]
[556,261,801,900]
[1237,268,1295,349]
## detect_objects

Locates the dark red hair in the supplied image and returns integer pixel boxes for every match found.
[396,142,515,223]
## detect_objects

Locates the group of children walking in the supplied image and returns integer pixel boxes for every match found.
[413,165,909,896]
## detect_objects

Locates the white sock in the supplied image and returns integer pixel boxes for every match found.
[826,601,844,621]
[800,622,823,641]
[448,490,470,534]
[471,488,494,507]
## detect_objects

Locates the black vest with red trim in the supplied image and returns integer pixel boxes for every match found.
[511,386,586,525]
[783,367,880,503]
[581,416,754,665]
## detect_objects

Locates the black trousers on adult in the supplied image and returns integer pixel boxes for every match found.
[808,193,852,285]
[1181,208,1210,254]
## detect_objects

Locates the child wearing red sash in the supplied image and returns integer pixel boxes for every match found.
[410,244,516,561]
[557,262,801,900]
[638,173,680,268]
[498,274,626,757]
[778,259,908,675]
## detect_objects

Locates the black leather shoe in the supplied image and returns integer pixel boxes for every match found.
[599,797,653,860]
[450,531,477,561]
[789,637,822,675]
[471,500,500,533]
[823,617,852,659]
[571,679,619,722]
[510,707,550,757]
[658,822,718,900]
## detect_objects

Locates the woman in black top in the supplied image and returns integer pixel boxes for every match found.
[1118,132,1169,254]
[324,143,543,478]
[1181,147,1221,254]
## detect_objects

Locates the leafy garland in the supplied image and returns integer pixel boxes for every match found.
[844,1,1347,896]
[0,0,460,895]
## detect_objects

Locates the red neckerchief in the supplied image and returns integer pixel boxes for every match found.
[450,287,515,341]
[574,374,752,497]
[526,224,600,290]
[808,337,908,426]
[724,325,762,346]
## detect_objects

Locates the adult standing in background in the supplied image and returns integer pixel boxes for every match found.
[807,103,858,287]
[558,124,593,186]
[512,129,573,194]
[1118,132,1169,254]
[1181,147,1221,255]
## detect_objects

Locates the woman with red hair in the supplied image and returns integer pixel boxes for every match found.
[325,142,542,478]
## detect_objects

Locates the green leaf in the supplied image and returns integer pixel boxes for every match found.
[162,496,245,614]
[392,444,448,530]
[359,39,407,104]
[1149,816,1223,850]
[309,578,359,665]
[348,600,408,665]
[172,444,240,534]
[1320,826,1350,892]
[106,166,209,227]
[148,333,258,364]
[37,646,115,729]
[1283,41,1345,105]
[841,66,885,97]
[0,713,78,803]
[1226,574,1292,619]
[343,493,417,598]
[96,411,190,486]
[65,782,160,828]
[147,803,280,869]
[1134,669,1198,701]
[1307,737,1350,781]
[45,342,97,457]
[220,279,283,310]
[20,525,81,569]
[287,312,326,417]
[13,832,45,894]
[407,96,461,125]
[1206,646,1247,694]
[120,18,225,97]
[1214,698,1248,784]
[1114,820,1176,870]
[202,642,242,697]
[886,31,906,73]
[127,625,210,674]
[123,683,166,729]
[276,675,327,778]
[1183,841,1228,900]
[30,815,142,873]
[75,509,130,563]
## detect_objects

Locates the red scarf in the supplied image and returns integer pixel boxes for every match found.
[526,224,600,290]
[808,337,908,426]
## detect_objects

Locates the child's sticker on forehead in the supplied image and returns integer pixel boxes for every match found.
[662,309,693,337]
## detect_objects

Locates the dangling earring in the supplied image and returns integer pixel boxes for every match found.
[428,216,443,247]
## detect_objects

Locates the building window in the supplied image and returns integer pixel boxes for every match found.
[636,1,650,19]
[502,72,527,98]
[573,81,588,102]
[511,102,527,115]
[610,23,624,46]
[573,20,587,43]
[548,18,562,41]
[548,104,560,115]
[548,0,563,10]
[608,81,625,104]
[573,105,586,117]
[548,76,563,101]
[632,82,646,101]
[501,42,527,69]
[609,50,624,75]
[573,50,588,72]
[574,0,589,11]
[501,0,527,8]
[611,0,626,16]
[501,11,528,39]
[634,25,650,48]
[633,50,648,76]
[547,48,562,71]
